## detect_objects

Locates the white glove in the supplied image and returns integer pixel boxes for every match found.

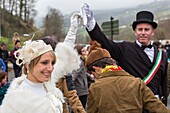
[64,13,81,47]
[80,3,96,31]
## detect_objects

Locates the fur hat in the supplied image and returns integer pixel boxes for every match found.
[132,11,157,30]
[85,46,111,67]
[88,40,101,53]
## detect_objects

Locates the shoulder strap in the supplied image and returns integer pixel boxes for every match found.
[143,49,162,85]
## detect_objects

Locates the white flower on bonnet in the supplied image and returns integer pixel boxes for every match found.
[15,40,53,66]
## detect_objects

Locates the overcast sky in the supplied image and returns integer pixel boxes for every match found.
[35,0,155,17]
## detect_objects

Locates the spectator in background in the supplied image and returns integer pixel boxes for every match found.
[153,41,167,52]
[152,41,161,49]
[81,45,88,60]
[0,58,6,72]
[165,41,170,60]
[12,32,20,44]
[9,40,22,78]
[166,41,170,97]
[0,72,10,105]
[167,58,170,97]
[0,43,9,72]
[71,44,88,110]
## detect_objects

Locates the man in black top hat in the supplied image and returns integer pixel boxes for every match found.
[80,3,168,112]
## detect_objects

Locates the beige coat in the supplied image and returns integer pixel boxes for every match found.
[87,70,170,113]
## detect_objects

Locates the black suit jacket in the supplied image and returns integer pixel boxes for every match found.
[87,23,168,105]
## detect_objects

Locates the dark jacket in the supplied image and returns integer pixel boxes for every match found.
[87,23,168,105]
[0,49,9,72]
[0,49,9,63]
[0,82,10,105]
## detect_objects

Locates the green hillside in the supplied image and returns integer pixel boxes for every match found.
[0,8,36,39]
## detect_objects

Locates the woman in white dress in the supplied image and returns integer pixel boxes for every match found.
[0,40,64,113]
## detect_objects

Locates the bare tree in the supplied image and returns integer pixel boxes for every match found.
[19,0,23,18]
[9,0,16,15]
[23,0,27,21]
[2,0,5,9]
[26,0,37,22]
[43,8,64,42]
[14,0,19,16]
[0,0,2,9]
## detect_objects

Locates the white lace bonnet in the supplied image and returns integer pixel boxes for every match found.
[15,40,53,66]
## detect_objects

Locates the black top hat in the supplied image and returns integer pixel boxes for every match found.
[132,11,157,30]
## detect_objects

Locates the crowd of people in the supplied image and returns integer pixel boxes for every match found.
[0,2,170,113]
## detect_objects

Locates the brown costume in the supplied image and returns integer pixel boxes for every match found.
[56,78,86,113]
[87,70,170,113]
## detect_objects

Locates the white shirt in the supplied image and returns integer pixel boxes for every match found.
[136,40,154,62]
